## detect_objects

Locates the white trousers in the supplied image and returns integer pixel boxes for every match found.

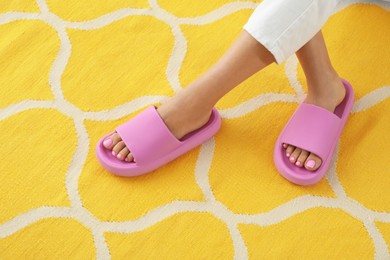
[243,0,340,64]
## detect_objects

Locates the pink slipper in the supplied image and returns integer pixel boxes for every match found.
[273,78,354,186]
[95,105,222,177]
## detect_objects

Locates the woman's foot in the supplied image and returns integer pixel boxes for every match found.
[282,76,346,171]
[102,88,213,162]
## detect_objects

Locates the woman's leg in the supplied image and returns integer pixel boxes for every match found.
[284,30,346,171]
[103,0,342,165]
[103,30,276,162]
[243,0,343,171]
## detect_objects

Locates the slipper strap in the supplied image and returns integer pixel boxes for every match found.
[280,103,341,161]
[116,106,182,165]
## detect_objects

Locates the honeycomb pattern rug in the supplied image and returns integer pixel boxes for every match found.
[1,0,390,258]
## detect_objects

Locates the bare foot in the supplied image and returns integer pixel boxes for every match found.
[102,88,213,162]
[282,76,346,171]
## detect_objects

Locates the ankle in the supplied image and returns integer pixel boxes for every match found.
[159,91,212,121]
[306,67,343,93]
[177,85,216,110]
[306,66,338,86]
[305,76,346,112]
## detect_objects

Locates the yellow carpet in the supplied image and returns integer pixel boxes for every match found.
[1,0,390,259]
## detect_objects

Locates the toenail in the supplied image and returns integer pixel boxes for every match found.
[286,153,290,157]
[290,157,295,161]
[295,161,301,166]
[125,157,129,162]
[117,154,123,159]
[103,139,112,147]
[306,160,316,168]
[112,151,116,156]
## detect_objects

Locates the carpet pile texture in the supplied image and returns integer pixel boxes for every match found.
[0,0,390,258]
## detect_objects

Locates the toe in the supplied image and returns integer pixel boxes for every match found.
[117,147,130,161]
[126,153,134,162]
[112,141,125,157]
[304,153,322,171]
[289,147,301,164]
[286,145,295,157]
[296,150,309,167]
[282,143,288,149]
[103,132,122,150]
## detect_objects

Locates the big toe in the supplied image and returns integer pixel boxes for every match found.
[103,132,122,150]
[304,153,322,171]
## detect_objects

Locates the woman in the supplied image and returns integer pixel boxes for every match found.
[95,0,386,185]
